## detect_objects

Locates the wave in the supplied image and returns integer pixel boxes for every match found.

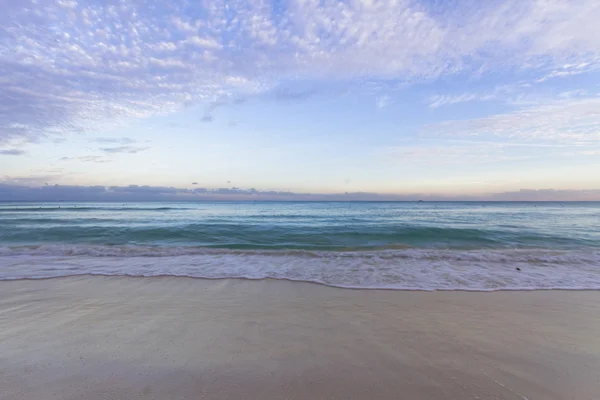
[1,223,595,250]
[1,245,599,291]
[0,206,178,212]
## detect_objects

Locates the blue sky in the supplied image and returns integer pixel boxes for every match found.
[1,0,600,201]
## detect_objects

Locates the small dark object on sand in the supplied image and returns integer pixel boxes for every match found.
[516,267,521,271]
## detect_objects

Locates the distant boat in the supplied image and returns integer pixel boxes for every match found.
[418,200,424,202]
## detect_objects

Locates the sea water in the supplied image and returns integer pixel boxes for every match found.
[1,201,599,290]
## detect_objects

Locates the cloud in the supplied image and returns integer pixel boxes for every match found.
[1,182,599,201]
[1,0,598,147]
[425,97,600,143]
[384,143,524,166]
[0,175,62,186]
[427,92,498,109]
[272,88,318,102]
[185,36,222,50]
[489,189,600,201]
[425,82,538,109]
[93,137,136,144]
[0,149,26,155]
[100,146,150,154]
[61,155,109,163]
[108,185,180,194]
[376,95,390,109]
[382,135,600,166]
[535,62,598,83]
[199,97,232,122]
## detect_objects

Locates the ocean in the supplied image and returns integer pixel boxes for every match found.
[1,201,599,290]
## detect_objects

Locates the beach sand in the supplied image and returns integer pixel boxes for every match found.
[1,276,599,400]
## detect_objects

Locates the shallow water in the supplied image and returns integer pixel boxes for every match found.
[1,201,599,290]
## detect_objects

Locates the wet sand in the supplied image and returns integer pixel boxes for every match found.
[1,276,599,400]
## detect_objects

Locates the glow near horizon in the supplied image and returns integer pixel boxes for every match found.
[1,0,600,200]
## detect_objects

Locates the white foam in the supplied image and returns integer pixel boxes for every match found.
[1,246,600,291]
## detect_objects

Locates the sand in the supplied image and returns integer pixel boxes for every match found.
[1,276,599,400]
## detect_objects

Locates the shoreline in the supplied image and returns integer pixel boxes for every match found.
[2,273,600,292]
[3,246,599,292]
[2,275,599,399]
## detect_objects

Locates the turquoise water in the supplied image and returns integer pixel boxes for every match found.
[1,202,599,290]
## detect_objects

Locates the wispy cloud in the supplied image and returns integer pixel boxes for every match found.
[536,63,599,83]
[100,146,150,154]
[489,188,600,201]
[93,137,136,145]
[424,97,600,143]
[0,175,61,186]
[1,0,599,147]
[427,92,498,109]
[383,142,534,166]
[61,155,109,163]
[272,88,318,102]
[425,82,540,109]
[0,149,26,156]
[376,95,390,109]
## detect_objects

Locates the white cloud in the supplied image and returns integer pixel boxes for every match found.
[57,0,78,9]
[425,79,592,109]
[425,97,600,142]
[558,89,590,99]
[1,0,599,146]
[536,63,598,83]
[427,92,497,109]
[150,42,178,52]
[185,36,222,49]
[376,95,389,109]
[171,16,198,34]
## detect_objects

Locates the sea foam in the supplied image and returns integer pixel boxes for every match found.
[1,245,599,291]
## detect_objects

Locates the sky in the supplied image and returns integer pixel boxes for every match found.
[1,0,600,201]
